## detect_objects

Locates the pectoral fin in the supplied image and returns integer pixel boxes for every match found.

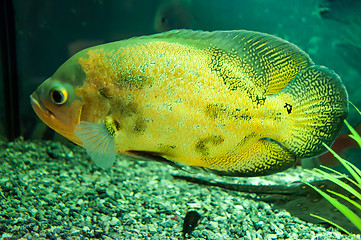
[74,121,117,169]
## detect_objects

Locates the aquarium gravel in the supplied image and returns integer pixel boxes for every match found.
[0,138,359,240]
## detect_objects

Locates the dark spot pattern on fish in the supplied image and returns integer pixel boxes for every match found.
[207,48,253,92]
[284,103,293,114]
[205,103,227,119]
[252,95,267,106]
[108,100,147,134]
[205,103,252,121]
[132,118,147,133]
[195,135,225,156]
[113,101,139,118]
[116,74,150,89]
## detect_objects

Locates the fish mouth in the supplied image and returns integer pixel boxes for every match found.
[30,91,83,146]
[30,92,54,119]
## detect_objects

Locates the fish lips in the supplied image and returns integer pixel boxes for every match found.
[30,91,55,120]
[30,90,83,146]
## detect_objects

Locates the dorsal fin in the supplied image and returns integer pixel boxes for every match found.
[141,29,314,95]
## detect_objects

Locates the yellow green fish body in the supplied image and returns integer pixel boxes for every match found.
[30,30,348,176]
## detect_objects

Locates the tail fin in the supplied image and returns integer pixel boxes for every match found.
[281,65,348,158]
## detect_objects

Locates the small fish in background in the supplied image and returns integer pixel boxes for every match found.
[318,0,361,25]
[30,29,348,177]
[153,0,194,32]
[182,210,201,239]
[319,0,361,76]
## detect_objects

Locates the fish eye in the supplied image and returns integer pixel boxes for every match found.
[50,86,68,105]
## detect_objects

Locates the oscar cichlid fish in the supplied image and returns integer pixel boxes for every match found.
[30,29,348,176]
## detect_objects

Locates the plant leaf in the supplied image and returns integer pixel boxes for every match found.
[345,120,361,149]
[310,168,361,202]
[309,214,356,239]
[304,181,361,233]
[323,142,361,187]
[327,190,361,212]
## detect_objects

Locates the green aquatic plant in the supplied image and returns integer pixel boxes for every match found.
[305,103,361,238]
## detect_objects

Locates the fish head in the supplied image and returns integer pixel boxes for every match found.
[30,54,86,145]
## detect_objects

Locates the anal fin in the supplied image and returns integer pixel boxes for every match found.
[123,150,185,170]
[211,138,296,177]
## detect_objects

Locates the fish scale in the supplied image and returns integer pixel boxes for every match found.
[30,29,348,176]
